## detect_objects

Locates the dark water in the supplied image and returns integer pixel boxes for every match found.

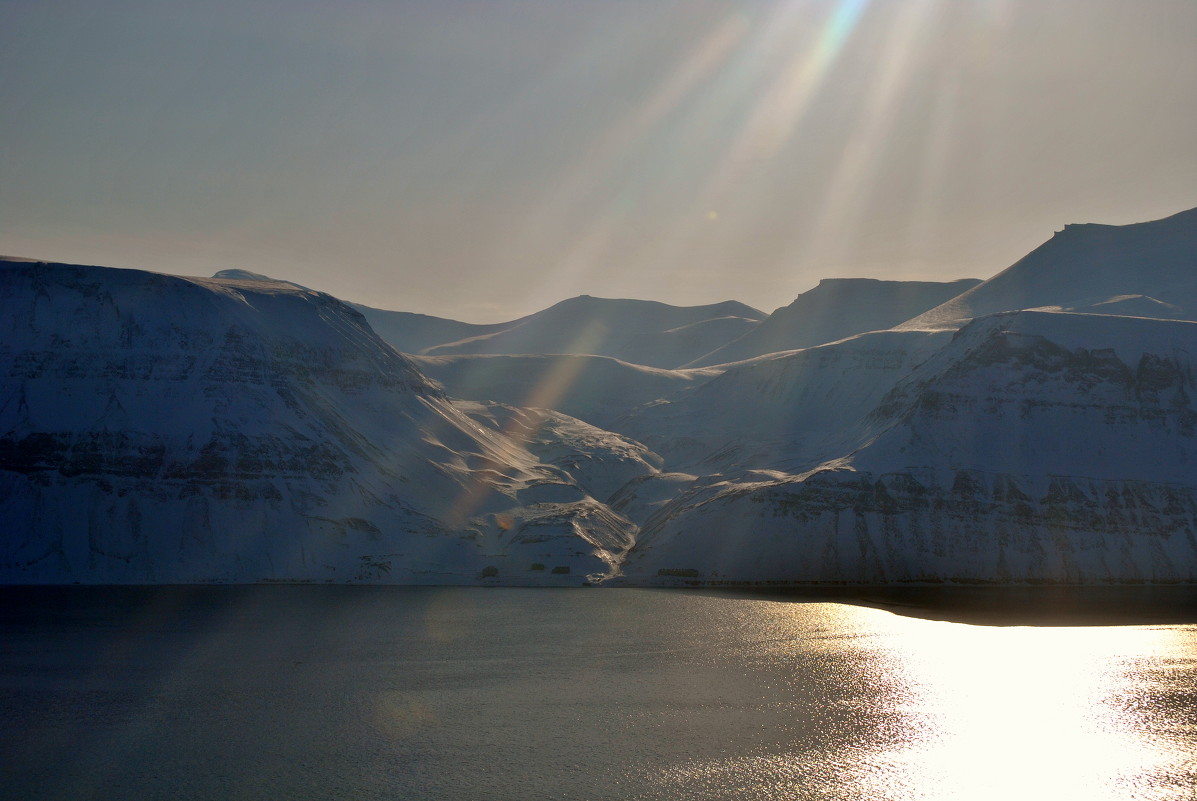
[2,586,1195,800]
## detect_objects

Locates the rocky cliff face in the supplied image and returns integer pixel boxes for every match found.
[620,467,1197,584]
[0,261,636,584]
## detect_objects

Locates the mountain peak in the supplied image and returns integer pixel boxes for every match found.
[212,268,276,281]
[815,277,883,287]
[686,278,981,367]
[904,205,1197,329]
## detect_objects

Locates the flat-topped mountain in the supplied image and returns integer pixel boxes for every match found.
[619,310,1197,585]
[0,260,641,584]
[904,206,1197,329]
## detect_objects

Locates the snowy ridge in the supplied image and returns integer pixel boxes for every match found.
[619,328,955,473]
[422,295,765,368]
[413,353,718,431]
[904,206,1197,330]
[618,310,1197,584]
[207,268,512,356]
[0,260,637,584]
[351,305,509,357]
[454,401,663,504]
[688,278,980,367]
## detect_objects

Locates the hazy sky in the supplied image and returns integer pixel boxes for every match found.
[2,0,1195,321]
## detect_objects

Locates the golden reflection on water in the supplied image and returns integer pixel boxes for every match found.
[659,600,1197,800]
[812,604,1194,801]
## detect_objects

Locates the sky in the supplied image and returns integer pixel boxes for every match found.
[2,0,1195,322]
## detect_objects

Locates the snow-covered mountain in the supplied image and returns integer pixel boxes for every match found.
[211,269,509,356]
[453,401,662,504]
[607,208,1197,587]
[422,295,765,368]
[617,327,955,473]
[687,278,980,367]
[412,353,717,431]
[328,284,763,368]
[904,206,1197,329]
[619,310,1197,584]
[351,305,508,357]
[0,260,640,584]
[5,205,1197,587]
[223,269,966,377]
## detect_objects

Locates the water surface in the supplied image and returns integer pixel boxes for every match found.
[1,587,1194,800]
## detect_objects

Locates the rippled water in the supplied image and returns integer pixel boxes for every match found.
[1,587,1194,800]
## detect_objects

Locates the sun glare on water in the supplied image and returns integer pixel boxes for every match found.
[845,609,1193,800]
[652,601,1196,801]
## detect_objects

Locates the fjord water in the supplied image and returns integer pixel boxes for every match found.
[2,588,1194,800]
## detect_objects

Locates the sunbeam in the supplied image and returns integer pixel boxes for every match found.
[801,0,937,271]
[514,12,752,303]
[723,0,871,175]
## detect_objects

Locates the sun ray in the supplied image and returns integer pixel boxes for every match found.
[511,13,752,303]
[800,0,938,271]
[636,0,879,288]
[727,0,872,168]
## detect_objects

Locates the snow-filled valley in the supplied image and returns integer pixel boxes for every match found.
[3,206,1197,585]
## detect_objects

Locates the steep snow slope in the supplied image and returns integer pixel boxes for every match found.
[635,314,760,368]
[689,278,979,367]
[207,270,506,355]
[454,401,662,504]
[619,328,954,473]
[211,268,310,291]
[423,295,765,368]
[904,206,1197,329]
[412,353,718,431]
[0,260,636,584]
[857,311,1197,481]
[619,311,1197,584]
[350,304,507,356]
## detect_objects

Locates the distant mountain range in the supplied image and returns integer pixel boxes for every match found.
[359,294,765,369]
[3,205,1197,585]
